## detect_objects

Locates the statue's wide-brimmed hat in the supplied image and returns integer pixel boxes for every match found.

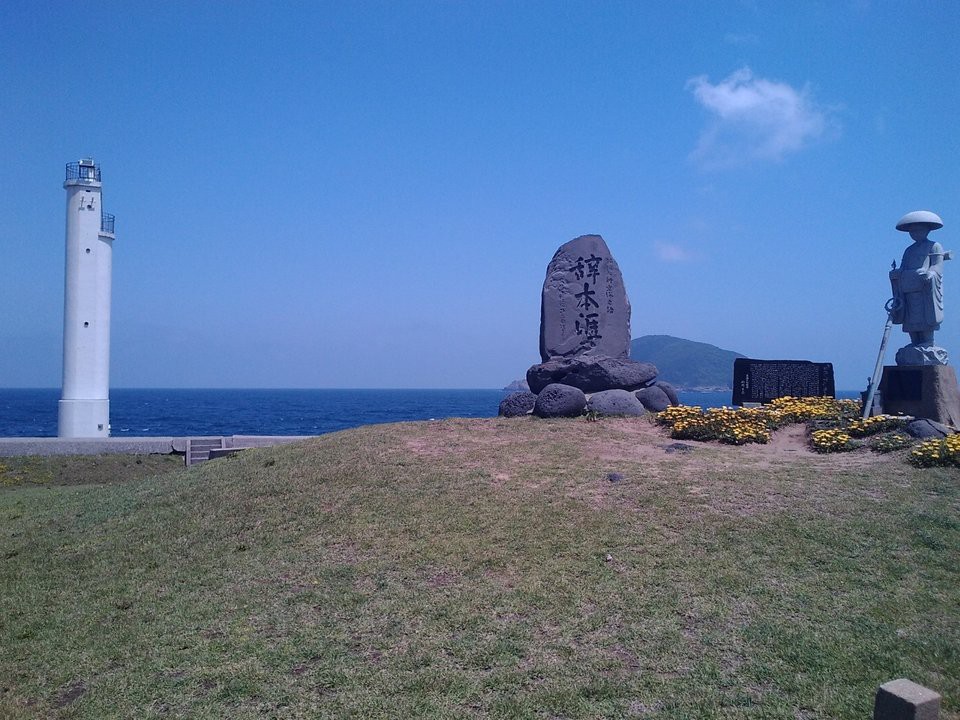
[896,210,944,231]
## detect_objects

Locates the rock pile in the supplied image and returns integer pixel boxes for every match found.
[500,234,680,418]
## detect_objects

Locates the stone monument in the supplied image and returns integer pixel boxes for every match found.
[878,211,960,426]
[538,234,632,361]
[499,234,679,418]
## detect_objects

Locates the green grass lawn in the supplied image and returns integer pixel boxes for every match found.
[1,418,957,719]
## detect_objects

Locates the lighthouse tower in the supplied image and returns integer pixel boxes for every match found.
[58,159,116,438]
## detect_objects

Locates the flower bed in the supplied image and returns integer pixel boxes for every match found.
[656,405,771,445]
[656,397,933,460]
[909,433,960,467]
[811,428,856,453]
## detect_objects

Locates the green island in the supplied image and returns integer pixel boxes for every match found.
[630,335,745,391]
[1,415,957,719]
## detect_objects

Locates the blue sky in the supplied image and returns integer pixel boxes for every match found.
[2,1,958,389]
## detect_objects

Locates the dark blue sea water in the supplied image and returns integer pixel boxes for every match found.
[0,388,856,438]
[0,388,510,438]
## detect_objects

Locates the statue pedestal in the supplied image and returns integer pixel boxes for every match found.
[878,365,960,427]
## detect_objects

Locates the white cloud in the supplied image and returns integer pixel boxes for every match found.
[687,67,834,168]
[655,242,698,263]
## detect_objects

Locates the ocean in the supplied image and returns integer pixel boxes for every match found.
[0,388,751,438]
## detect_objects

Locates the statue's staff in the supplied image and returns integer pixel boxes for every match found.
[863,294,902,420]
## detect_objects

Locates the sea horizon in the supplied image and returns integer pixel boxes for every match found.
[1,387,863,439]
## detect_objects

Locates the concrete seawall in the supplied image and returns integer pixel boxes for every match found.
[0,436,314,462]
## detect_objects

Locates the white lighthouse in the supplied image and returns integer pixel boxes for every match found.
[58,159,116,438]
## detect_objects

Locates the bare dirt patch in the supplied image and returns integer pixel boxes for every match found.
[54,680,87,708]
[401,416,892,477]
[397,416,905,521]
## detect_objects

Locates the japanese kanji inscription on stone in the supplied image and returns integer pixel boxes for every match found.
[538,234,631,363]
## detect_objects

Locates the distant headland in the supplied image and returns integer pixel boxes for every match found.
[629,335,744,391]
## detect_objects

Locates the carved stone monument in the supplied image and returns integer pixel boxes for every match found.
[878,211,960,426]
[538,234,632,361]
[500,234,678,417]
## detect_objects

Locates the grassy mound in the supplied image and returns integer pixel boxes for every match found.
[1,418,957,719]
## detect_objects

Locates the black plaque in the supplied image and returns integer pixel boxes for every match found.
[878,367,923,402]
[732,358,835,405]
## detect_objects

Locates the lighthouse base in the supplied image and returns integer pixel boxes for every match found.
[58,399,110,438]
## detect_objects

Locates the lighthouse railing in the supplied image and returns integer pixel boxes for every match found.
[100,213,115,234]
[65,162,101,182]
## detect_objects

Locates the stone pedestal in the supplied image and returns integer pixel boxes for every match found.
[879,365,960,427]
[874,678,940,720]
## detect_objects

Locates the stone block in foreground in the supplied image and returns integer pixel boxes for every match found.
[874,678,940,720]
